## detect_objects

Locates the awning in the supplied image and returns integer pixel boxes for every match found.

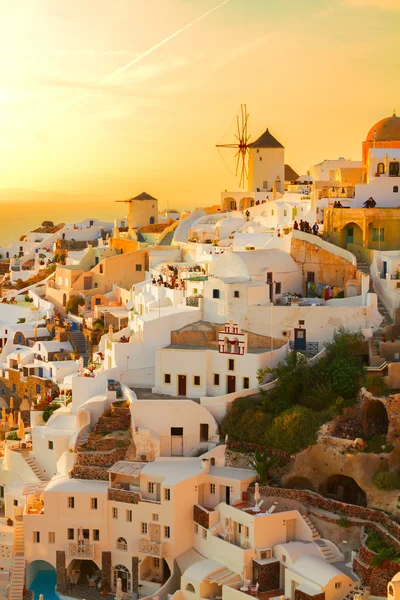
[205,568,240,585]
[107,461,144,476]
[22,482,48,495]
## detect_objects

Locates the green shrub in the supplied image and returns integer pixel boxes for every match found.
[337,517,350,528]
[365,374,389,397]
[373,470,400,490]
[7,431,19,440]
[265,406,325,454]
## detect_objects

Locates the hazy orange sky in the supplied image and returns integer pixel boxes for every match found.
[0,0,399,211]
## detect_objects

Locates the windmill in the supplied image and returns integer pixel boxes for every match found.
[216,104,251,189]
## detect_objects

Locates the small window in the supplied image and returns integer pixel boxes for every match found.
[372,228,384,242]
[213,373,220,386]
[284,210,287,217]
[203,529,207,539]
[164,373,171,384]
[148,482,155,494]
[282,554,286,562]
[377,162,385,174]
[193,375,201,386]
[48,532,55,544]
[228,359,235,371]
[394,186,399,193]
[164,526,170,538]
[91,497,98,510]
[213,289,220,299]
[93,529,100,541]
[141,522,148,535]
[194,523,199,534]
[33,531,40,543]
[275,282,281,295]
[335,583,341,589]
[271,209,274,215]
[152,513,159,521]
[117,537,128,551]
[210,483,216,494]
[13,500,18,506]
[299,320,305,325]
[244,526,249,538]
[243,377,250,389]
[68,528,74,540]
[136,264,142,271]
[234,290,240,298]
[68,497,74,509]
[126,510,132,522]
[164,488,171,501]
[263,180,268,189]
[306,272,315,283]
[153,557,160,568]
[99,264,103,274]
[259,156,263,161]
[266,272,273,284]
[112,507,118,519]
[186,584,195,593]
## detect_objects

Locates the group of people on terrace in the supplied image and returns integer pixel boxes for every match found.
[293,220,319,235]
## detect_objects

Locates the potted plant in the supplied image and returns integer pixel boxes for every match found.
[6,518,13,527]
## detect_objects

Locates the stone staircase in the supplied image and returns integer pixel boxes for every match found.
[158,230,175,246]
[302,516,340,563]
[9,516,25,600]
[302,514,320,540]
[315,539,338,562]
[69,329,90,366]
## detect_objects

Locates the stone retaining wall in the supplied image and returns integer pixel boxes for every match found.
[252,486,400,540]
[81,437,116,451]
[193,505,210,529]
[77,447,127,467]
[70,465,108,480]
[108,488,141,504]
[353,538,399,596]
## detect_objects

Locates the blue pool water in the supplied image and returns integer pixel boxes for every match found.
[28,569,61,600]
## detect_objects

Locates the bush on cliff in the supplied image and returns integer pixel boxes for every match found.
[373,470,400,491]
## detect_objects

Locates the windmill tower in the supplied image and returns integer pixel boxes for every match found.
[216,105,285,194]
[247,128,285,194]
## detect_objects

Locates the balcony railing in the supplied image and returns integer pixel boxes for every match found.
[186,296,200,307]
[138,538,167,556]
[289,341,319,357]
[68,543,95,559]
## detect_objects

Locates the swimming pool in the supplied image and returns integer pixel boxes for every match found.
[28,569,61,600]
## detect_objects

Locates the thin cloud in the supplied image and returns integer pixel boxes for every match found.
[345,0,400,10]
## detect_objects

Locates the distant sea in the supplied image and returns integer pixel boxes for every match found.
[0,192,125,246]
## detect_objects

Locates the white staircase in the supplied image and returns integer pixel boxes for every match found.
[9,516,25,600]
[24,456,46,482]
[302,515,321,540]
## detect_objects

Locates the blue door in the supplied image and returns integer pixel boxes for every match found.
[346,227,354,244]
[294,328,306,350]
[71,322,77,331]
[38,367,43,378]
[383,261,387,277]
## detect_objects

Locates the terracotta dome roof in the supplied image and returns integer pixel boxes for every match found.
[366,112,400,142]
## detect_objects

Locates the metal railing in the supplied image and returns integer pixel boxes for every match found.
[289,341,319,356]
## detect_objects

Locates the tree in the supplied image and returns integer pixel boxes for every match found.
[65,295,85,315]
[250,450,280,484]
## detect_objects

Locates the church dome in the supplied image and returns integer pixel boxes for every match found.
[366,112,400,142]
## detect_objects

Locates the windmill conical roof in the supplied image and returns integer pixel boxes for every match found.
[249,128,284,149]
[131,192,158,201]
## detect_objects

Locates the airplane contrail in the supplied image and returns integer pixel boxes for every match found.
[102,0,232,82]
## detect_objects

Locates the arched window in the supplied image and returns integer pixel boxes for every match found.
[377,162,385,174]
[116,537,128,551]
[394,186,399,193]
[186,584,195,592]
[113,565,131,593]
[149,216,155,224]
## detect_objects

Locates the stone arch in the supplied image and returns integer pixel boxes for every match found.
[239,197,254,211]
[363,399,389,437]
[339,221,363,247]
[320,474,367,506]
[285,476,315,491]
[27,559,56,591]
[114,564,131,593]
[222,197,237,211]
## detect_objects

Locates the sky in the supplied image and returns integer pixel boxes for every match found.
[0,0,399,220]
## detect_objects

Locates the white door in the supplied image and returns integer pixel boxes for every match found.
[171,436,183,456]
